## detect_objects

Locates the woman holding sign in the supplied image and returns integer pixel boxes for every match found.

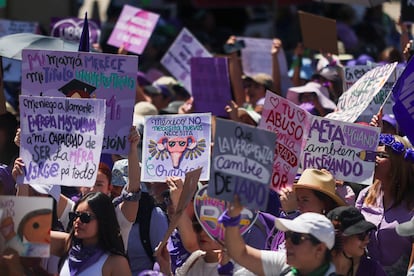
[51,192,131,275]
[355,134,414,276]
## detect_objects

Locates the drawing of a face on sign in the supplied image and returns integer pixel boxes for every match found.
[194,185,258,242]
[148,136,206,168]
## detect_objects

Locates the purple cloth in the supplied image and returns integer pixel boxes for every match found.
[355,186,414,275]
[68,239,105,276]
[0,164,15,195]
[356,255,386,276]
[167,229,191,273]
[336,22,358,51]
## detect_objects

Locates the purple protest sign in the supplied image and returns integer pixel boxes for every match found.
[194,185,258,243]
[160,28,212,93]
[20,49,138,155]
[107,5,159,55]
[50,17,100,44]
[258,91,312,192]
[141,113,212,182]
[18,95,106,187]
[191,57,232,117]
[392,57,414,145]
[302,117,380,185]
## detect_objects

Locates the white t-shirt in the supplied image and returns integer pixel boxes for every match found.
[261,250,336,276]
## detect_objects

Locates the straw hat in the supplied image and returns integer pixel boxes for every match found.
[294,169,345,206]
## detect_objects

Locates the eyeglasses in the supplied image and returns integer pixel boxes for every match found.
[192,221,203,233]
[69,212,96,224]
[376,152,390,159]
[285,231,315,246]
[355,230,371,241]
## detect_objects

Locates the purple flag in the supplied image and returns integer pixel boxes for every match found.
[392,58,414,144]
[78,12,90,52]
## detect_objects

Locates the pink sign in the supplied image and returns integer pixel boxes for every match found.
[108,5,159,55]
[194,185,257,242]
[258,91,312,192]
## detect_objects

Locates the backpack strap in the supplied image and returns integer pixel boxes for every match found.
[136,192,156,264]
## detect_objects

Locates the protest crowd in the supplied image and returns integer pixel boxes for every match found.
[2,0,414,275]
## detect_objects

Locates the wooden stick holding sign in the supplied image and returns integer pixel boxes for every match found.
[154,167,202,256]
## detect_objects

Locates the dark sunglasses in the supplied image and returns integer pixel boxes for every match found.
[192,221,203,233]
[355,230,371,241]
[376,152,390,159]
[285,231,315,246]
[69,212,96,224]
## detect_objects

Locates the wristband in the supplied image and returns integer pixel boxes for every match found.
[218,210,241,227]
[217,261,234,275]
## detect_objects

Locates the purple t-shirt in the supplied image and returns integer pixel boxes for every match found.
[356,186,414,276]
[356,255,386,276]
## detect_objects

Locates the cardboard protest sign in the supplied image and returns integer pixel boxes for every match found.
[302,116,380,185]
[107,5,159,55]
[20,49,138,155]
[325,62,397,123]
[18,95,106,187]
[0,196,53,257]
[194,185,258,243]
[154,168,202,254]
[191,57,232,117]
[141,113,211,182]
[160,28,212,93]
[298,11,338,55]
[401,0,414,23]
[208,118,276,210]
[239,37,291,95]
[259,91,312,192]
[392,57,414,144]
[50,17,101,45]
[343,64,374,92]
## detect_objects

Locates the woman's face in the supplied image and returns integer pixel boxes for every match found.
[73,201,99,246]
[81,171,111,196]
[285,232,324,270]
[374,145,392,182]
[193,221,220,252]
[342,231,370,258]
[295,188,325,214]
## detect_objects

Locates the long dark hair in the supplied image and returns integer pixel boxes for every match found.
[66,192,126,257]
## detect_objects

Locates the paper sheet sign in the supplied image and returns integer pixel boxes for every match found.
[107,5,159,55]
[18,95,106,187]
[20,49,138,155]
[0,196,53,257]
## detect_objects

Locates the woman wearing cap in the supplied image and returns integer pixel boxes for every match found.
[355,134,414,275]
[223,202,336,276]
[280,168,346,217]
[327,206,386,276]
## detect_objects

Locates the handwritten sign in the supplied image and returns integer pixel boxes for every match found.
[342,64,373,91]
[259,91,312,192]
[50,17,101,44]
[302,117,380,184]
[107,5,159,55]
[0,196,53,257]
[195,185,258,242]
[18,95,106,187]
[0,19,38,35]
[191,57,232,117]
[160,28,212,93]
[21,49,137,154]
[208,118,276,210]
[326,62,397,122]
[141,113,211,182]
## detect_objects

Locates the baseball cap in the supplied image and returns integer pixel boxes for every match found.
[112,159,128,187]
[243,73,275,91]
[28,183,61,201]
[382,114,397,129]
[396,217,414,237]
[275,212,335,249]
[327,206,376,236]
[143,84,174,99]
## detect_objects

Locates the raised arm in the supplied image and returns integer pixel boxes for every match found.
[224,197,264,275]
[226,36,245,107]
[271,38,282,96]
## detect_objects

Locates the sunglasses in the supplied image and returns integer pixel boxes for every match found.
[69,211,96,224]
[192,221,203,233]
[285,231,316,246]
[355,230,371,241]
[376,152,390,159]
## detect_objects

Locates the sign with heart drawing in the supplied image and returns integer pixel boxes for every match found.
[259,91,313,192]
[194,185,258,242]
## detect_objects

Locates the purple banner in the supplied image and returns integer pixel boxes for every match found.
[191,57,232,117]
[392,57,414,145]
[50,17,100,44]
[20,49,138,155]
